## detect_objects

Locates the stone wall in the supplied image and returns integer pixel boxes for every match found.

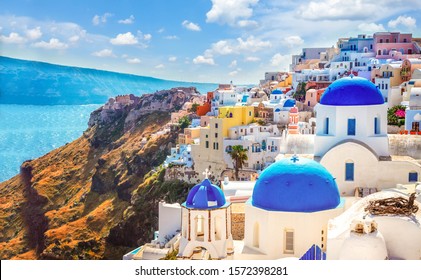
[231,212,245,240]
[388,134,421,159]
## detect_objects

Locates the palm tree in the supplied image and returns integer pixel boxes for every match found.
[228,145,248,180]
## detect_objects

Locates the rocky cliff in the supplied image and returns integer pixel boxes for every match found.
[0,87,198,259]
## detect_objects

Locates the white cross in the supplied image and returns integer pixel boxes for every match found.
[292,145,298,156]
[291,146,299,163]
[203,168,211,179]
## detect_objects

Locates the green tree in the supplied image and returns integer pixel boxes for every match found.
[293,82,307,102]
[189,103,199,113]
[228,145,248,180]
[387,105,406,126]
[178,116,191,129]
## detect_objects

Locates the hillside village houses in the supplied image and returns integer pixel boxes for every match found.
[124,31,421,261]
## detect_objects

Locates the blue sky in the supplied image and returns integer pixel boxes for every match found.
[1,0,421,84]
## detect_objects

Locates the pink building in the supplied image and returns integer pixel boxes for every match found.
[373,32,421,59]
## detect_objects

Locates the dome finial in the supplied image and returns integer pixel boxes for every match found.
[202,168,211,179]
[291,145,299,163]
[349,74,354,78]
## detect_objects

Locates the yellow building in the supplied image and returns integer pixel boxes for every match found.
[191,106,254,179]
[178,127,201,144]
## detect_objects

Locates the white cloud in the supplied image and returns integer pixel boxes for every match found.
[206,0,259,26]
[236,36,271,52]
[193,55,215,65]
[297,0,379,21]
[155,64,165,69]
[237,20,258,28]
[92,13,113,25]
[229,70,239,76]
[127,58,141,64]
[388,15,416,29]
[229,60,237,68]
[118,15,135,24]
[283,35,304,48]
[0,32,27,44]
[158,28,165,33]
[92,49,116,57]
[270,53,290,69]
[169,56,177,62]
[164,35,178,40]
[143,34,152,41]
[32,38,68,50]
[69,35,80,43]
[245,56,260,62]
[182,20,201,31]
[358,22,386,33]
[110,32,138,45]
[206,36,271,56]
[25,26,42,40]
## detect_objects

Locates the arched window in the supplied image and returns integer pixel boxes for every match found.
[409,172,418,182]
[226,145,233,153]
[214,216,223,241]
[345,160,354,181]
[284,229,294,254]
[324,117,329,135]
[374,117,380,135]
[378,50,381,56]
[253,222,260,248]
[195,215,205,241]
[347,118,356,136]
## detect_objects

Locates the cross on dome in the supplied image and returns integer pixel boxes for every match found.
[291,154,299,163]
[202,168,211,179]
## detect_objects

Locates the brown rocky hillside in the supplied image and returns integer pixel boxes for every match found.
[0,87,198,259]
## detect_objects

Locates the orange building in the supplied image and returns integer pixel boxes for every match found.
[196,92,213,116]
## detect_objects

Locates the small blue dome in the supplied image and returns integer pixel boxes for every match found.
[184,179,227,209]
[271,89,283,95]
[320,76,384,106]
[252,157,340,212]
[283,99,296,107]
[274,108,281,112]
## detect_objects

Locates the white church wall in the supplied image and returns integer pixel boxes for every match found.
[244,203,343,259]
[375,216,421,260]
[158,202,181,245]
[321,142,421,196]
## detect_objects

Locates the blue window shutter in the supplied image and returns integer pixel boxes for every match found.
[347,119,356,136]
[345,163,354,181]
[409,172,418,182]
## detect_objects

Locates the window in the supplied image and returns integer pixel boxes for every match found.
[206,134,208,138]
[379,39,383,43]
[347,118,356,136]
[345,162,354,181]
[324,117,329,134]
[253,223,259,248]
[205,141,209,148]
[412,122,420,132]
[403,38,407,43]
[284,229,294,254]
[249,111,252,117]
[374,117,380,134]
[215,133,218,138]
[215,123,218,128]
[385,84,388,90]
[409,172,418,182]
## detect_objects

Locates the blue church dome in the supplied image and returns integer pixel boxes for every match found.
[251,157,340,212]
[271,89,283,95]
[183,179,228,209]
[283,99,296,107]
[274,108,281,112]
[320,76,384,106]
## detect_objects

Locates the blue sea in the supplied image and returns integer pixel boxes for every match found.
[0,56,218,182]
[0,104,100,181]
